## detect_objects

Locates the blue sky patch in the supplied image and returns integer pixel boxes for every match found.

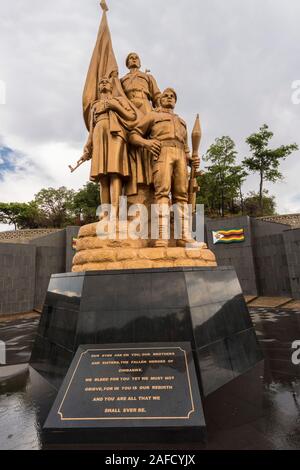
[0,147,17,178]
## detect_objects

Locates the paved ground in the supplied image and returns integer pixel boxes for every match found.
[0,307,300,450]
[248,297,293,308]
[0,317,39,365]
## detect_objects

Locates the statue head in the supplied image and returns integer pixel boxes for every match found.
[126,52,141,70]
[160,88,177,109]
[98,77,113,94]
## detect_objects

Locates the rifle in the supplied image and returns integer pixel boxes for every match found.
[68,154,90,173]
[188,114,202,213]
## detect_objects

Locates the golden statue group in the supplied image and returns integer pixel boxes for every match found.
[71,0,216,272]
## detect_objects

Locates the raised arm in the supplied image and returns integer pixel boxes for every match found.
[148,74,161,108]
[108,97,136,121]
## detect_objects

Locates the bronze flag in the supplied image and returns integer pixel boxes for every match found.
[82,2,119,130]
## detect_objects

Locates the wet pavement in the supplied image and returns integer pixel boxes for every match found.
[0,307,300,450]
[0,317,39,364]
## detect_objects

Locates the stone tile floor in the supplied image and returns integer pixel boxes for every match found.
[0,307,300,450]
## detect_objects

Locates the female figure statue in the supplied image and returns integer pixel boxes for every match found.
[82,77,136,219]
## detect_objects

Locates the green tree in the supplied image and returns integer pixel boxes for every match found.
[72,182,99,224]
[228,166,248,214]
[33,187,76,228]
[0,202,41,229]
[243,124,298,215]
[244,190,276,217]
[203,136,241,217]
[16,202,44,229]
[196,171,219,216]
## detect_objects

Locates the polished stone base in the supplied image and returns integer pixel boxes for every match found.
[3,306,300,450]
[30,266,263,396]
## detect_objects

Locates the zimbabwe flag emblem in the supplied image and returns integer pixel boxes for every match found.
[212,228,245,244]
[72,237,78,251]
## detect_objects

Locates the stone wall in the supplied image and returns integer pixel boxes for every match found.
[1,219,300,316]
[0,228,62,243]
[283,228,300,299]
[0,230,66,315]
[29,231,66,310]
[34,246,66,310]
[206,216,258,295]
[0,243,36,314]
[259,213,300,229]
[251,219,293,297]
[206,216,300,297]
[253,233,292,297]
[65,226,80,272]
[251,218,289,237]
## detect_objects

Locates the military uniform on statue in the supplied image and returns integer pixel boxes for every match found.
[30,0,263,446]
[121,52,161,202]
[130,87,200,247]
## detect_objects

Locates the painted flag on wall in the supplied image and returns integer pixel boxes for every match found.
[72,238,77,251]
[212,228,245,244]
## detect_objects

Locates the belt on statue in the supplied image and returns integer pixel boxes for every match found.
[160,140,185,150]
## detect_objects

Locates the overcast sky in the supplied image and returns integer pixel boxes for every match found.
[1,0,300,230]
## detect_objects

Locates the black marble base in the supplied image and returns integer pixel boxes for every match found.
[43,342,206,444]
[30,267,263,396]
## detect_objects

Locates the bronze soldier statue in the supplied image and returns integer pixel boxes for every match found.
[121,52,161,114]
[121,53,161,197]
[130,88,200,247]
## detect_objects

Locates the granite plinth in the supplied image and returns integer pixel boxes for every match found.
[30,266,263,395]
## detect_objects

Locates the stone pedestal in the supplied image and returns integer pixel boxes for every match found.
[72,221,216,272]
[30,266,262,395]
